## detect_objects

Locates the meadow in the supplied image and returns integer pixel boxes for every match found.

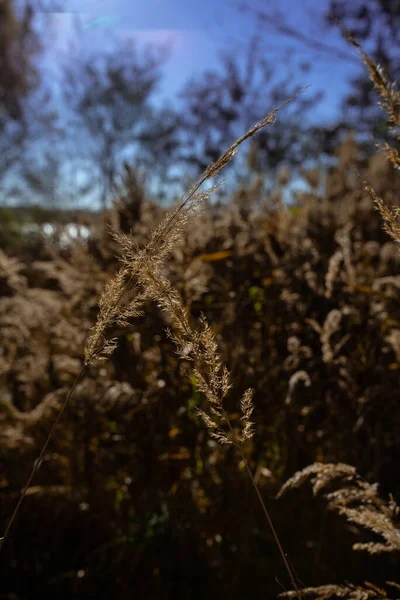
[0,30,400,600]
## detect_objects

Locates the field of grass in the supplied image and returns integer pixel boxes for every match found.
[0,31,399,600]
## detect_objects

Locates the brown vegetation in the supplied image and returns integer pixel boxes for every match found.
[0,28,400,600]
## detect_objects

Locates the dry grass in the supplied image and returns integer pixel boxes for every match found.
[0,22,400,600]
[276,25,400,600]
[278,462,400,555]
[1,88,307,598]
[1,131,399,596]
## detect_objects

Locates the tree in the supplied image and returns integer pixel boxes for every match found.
[327,0,400,143]
[240,0,400,160]
[0,0,40,121]
[177,36,322,191]
[0,0,42,184]
[60,39,180,209]
[19,147,83,208]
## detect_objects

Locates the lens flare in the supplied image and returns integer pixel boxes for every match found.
[83,16,119,30]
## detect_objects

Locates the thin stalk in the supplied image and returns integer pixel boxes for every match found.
[0,364,87,553]
[241,455,302,600]
[222,409,302,600]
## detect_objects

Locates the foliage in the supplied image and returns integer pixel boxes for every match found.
[1,6,400,600]
[60,40,180,208]
[178,35,322,187]
[0,0,42,182]
[1,135,400,596]
[327,0,400,142]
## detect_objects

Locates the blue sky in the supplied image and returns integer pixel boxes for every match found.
[42,0,363,122]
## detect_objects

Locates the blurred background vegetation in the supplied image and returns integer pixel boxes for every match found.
[1,0,398,214]
[0,0,400,598]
